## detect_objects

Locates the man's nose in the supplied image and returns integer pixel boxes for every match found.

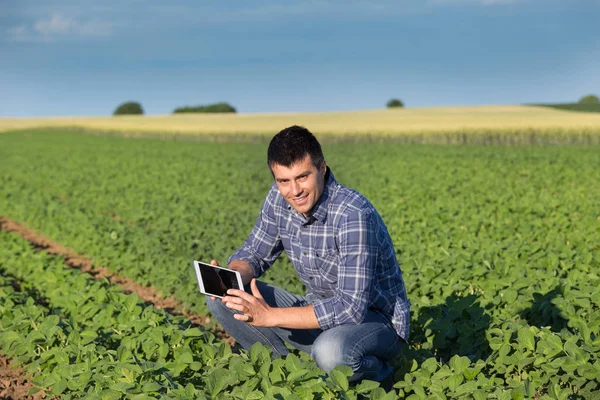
[291,181,302,196]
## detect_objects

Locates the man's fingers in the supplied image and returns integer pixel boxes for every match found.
[250,278,264,300]
[210,259,219,266]
[233,313,253,323]
[226,288,255,302]
[224,301,247,313]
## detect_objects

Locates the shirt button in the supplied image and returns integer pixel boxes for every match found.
[303,251,307,256]
[309,276,313,280]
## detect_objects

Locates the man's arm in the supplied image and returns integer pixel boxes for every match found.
[312,209,378,330]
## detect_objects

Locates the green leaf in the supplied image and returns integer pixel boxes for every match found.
[142,382,163,393]
[287,369,309,383]
[503,289,518,303]
[447,373,464,392]
[189,361,203,371]
[246,391,264,400]
[449,355,470,374]
[52,379,68,395]
[517,327,536,352]
[285,353,301,373]
[178,351,194,364]
[80,330,98,345]
[330,368,350,391]
[124,294,138,312]
[110,382,136,393]
[184,327,203,337]
[354,379,380,393]
[207,368,229,397]
[421,357,439,374]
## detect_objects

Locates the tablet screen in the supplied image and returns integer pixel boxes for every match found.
[198,263,242,297]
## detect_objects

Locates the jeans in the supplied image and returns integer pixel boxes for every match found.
[206,280,402,382]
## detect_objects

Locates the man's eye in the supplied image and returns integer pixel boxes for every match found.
[298,175,308,181]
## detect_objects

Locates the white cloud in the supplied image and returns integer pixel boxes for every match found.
[7,12,113,42]
[34,13,73,35]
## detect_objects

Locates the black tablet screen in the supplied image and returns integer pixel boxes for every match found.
[199,263,241,297]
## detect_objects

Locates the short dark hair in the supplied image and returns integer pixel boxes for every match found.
[267,125,325,170]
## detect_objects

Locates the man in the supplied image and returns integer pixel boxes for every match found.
[207,125,410,383]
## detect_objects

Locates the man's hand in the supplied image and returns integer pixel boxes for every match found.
[222,278,273,326]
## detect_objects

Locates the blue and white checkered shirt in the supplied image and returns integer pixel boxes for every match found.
[228,168,410,341]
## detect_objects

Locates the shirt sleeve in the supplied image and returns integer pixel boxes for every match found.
[312,209,378,330]
[227,185,284,278]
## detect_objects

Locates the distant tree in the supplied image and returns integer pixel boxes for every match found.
[173,102,237,114]
[578,94,600,105]
[386,98,404,108]
[113,101,144,116]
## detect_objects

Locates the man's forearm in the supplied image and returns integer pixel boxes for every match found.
[227,260,255,286]
[269,305,321,330]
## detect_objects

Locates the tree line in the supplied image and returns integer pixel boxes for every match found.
[112,94,599,115]
[113,102,237,116]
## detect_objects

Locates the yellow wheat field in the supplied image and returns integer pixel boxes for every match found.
[2,106,600,143]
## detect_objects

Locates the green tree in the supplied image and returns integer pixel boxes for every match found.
[386,98,404,108]
[172,102,236,114]
[578,94,599,105]
[113,101,144,116]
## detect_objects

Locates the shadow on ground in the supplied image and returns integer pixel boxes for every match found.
[402,293,492,366]
[519,285,569,333]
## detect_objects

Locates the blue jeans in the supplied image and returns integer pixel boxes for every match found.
[206,280,402,382]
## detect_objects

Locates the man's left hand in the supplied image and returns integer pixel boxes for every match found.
[222,278,274,327]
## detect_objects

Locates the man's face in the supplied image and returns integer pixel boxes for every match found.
[271,155,327,217]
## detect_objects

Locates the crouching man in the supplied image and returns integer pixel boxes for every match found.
[207,125,410,383]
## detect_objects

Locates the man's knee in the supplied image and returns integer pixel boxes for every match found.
[311,330,354,373]
[206,297,230,322]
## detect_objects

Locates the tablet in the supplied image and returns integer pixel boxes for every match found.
[193,260,244,298]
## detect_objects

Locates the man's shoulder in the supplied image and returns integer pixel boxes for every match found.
[264,182,287,213]
[328,182,376,219]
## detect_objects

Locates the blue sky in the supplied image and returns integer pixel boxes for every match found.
[1,0,599,116]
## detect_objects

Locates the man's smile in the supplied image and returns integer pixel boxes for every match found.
[293,195,308,205]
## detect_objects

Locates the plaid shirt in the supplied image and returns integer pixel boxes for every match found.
[228,168,410,340]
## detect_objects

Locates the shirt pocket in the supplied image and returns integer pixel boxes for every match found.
[312,249,339,284]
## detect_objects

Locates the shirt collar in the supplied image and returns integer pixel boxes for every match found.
[308,167,336,224]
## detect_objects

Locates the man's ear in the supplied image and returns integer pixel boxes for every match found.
[320,161,327,173]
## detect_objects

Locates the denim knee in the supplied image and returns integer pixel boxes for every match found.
[206,297,229,321]
[311,330,354,373]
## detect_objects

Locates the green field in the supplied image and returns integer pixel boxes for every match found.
[1,128,599,398]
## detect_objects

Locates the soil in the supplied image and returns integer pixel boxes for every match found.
[0,356,45,400]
